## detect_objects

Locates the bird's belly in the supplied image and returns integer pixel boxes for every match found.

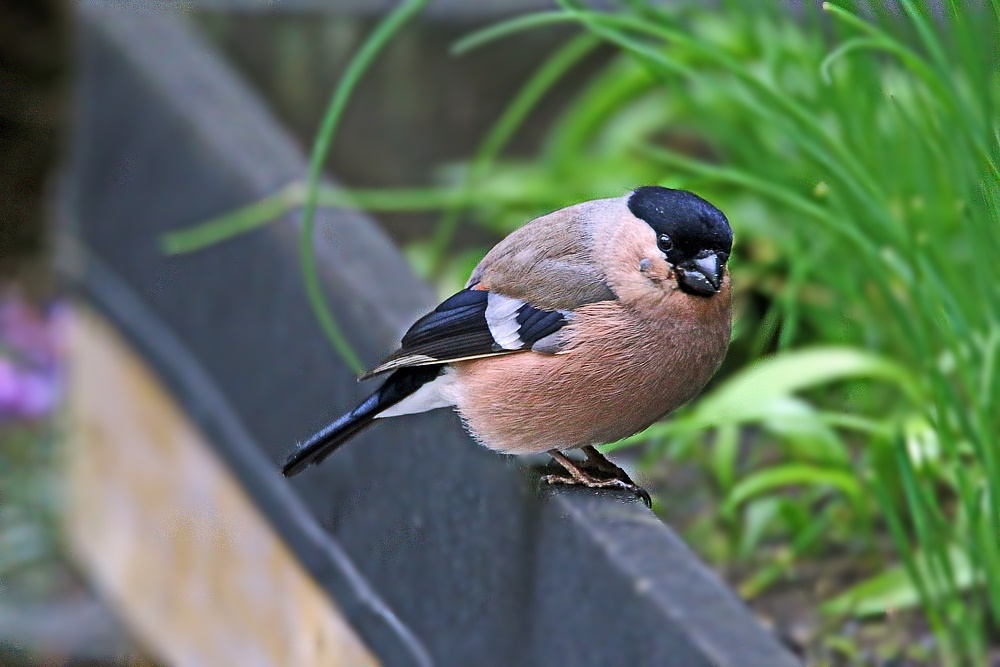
[449,300,730,455]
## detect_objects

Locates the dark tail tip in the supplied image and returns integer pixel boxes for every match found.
[281,365,445,477]
[281,451,316,477]
[281,396,379,477]
[280,417,372,477]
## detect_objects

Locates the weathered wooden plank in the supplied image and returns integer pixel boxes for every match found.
[65,307,378,667]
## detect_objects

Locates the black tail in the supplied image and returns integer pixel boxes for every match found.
[281,364,443,477]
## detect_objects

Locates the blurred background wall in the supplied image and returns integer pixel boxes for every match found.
[0,0,70,299]
[195,8,611,249]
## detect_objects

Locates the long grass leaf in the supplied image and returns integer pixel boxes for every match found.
[298,0,430,375]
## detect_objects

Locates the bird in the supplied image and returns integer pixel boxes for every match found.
[282,185,733,506]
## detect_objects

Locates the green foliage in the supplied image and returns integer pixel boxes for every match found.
[0,424,66,606]
[824,544,977,618]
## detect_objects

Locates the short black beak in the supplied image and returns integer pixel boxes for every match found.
[677,252,723,296]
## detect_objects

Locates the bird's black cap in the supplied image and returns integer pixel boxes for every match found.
[627,186,732,261]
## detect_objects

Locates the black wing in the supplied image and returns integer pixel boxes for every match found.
[361,287,569,379]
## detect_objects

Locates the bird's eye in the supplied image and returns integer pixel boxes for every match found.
[657,234,674,253]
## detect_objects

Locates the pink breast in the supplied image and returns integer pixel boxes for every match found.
[450,298,730,455]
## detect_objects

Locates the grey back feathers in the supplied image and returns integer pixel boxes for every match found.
[467,199,618,311]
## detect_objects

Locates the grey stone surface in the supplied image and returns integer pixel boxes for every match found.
[61,5,801,666]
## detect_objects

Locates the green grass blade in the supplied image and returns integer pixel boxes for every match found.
[161,184,302,255]
[428,33,601,274]
[722,464,863,514]
[295,0,430,375]
[452,12,570,55]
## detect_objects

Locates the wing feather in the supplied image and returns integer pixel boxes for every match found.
[362,287,569,379]
[364,201,625,379]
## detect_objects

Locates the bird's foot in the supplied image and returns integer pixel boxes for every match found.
[541,473,652,508]
[544,449,652,508]
[579,444,631,478]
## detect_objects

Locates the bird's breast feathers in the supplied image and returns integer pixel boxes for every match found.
[450,279,732,454]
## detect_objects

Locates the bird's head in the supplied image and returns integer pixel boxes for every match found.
[626,185,732,297]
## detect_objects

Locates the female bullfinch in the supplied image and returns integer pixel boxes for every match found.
[282,185,733,506]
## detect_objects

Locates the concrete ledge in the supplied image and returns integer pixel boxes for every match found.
[60,6,799,666]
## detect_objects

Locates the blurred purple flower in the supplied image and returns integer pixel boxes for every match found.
[0,359,18,403]
[0,288,65,424]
